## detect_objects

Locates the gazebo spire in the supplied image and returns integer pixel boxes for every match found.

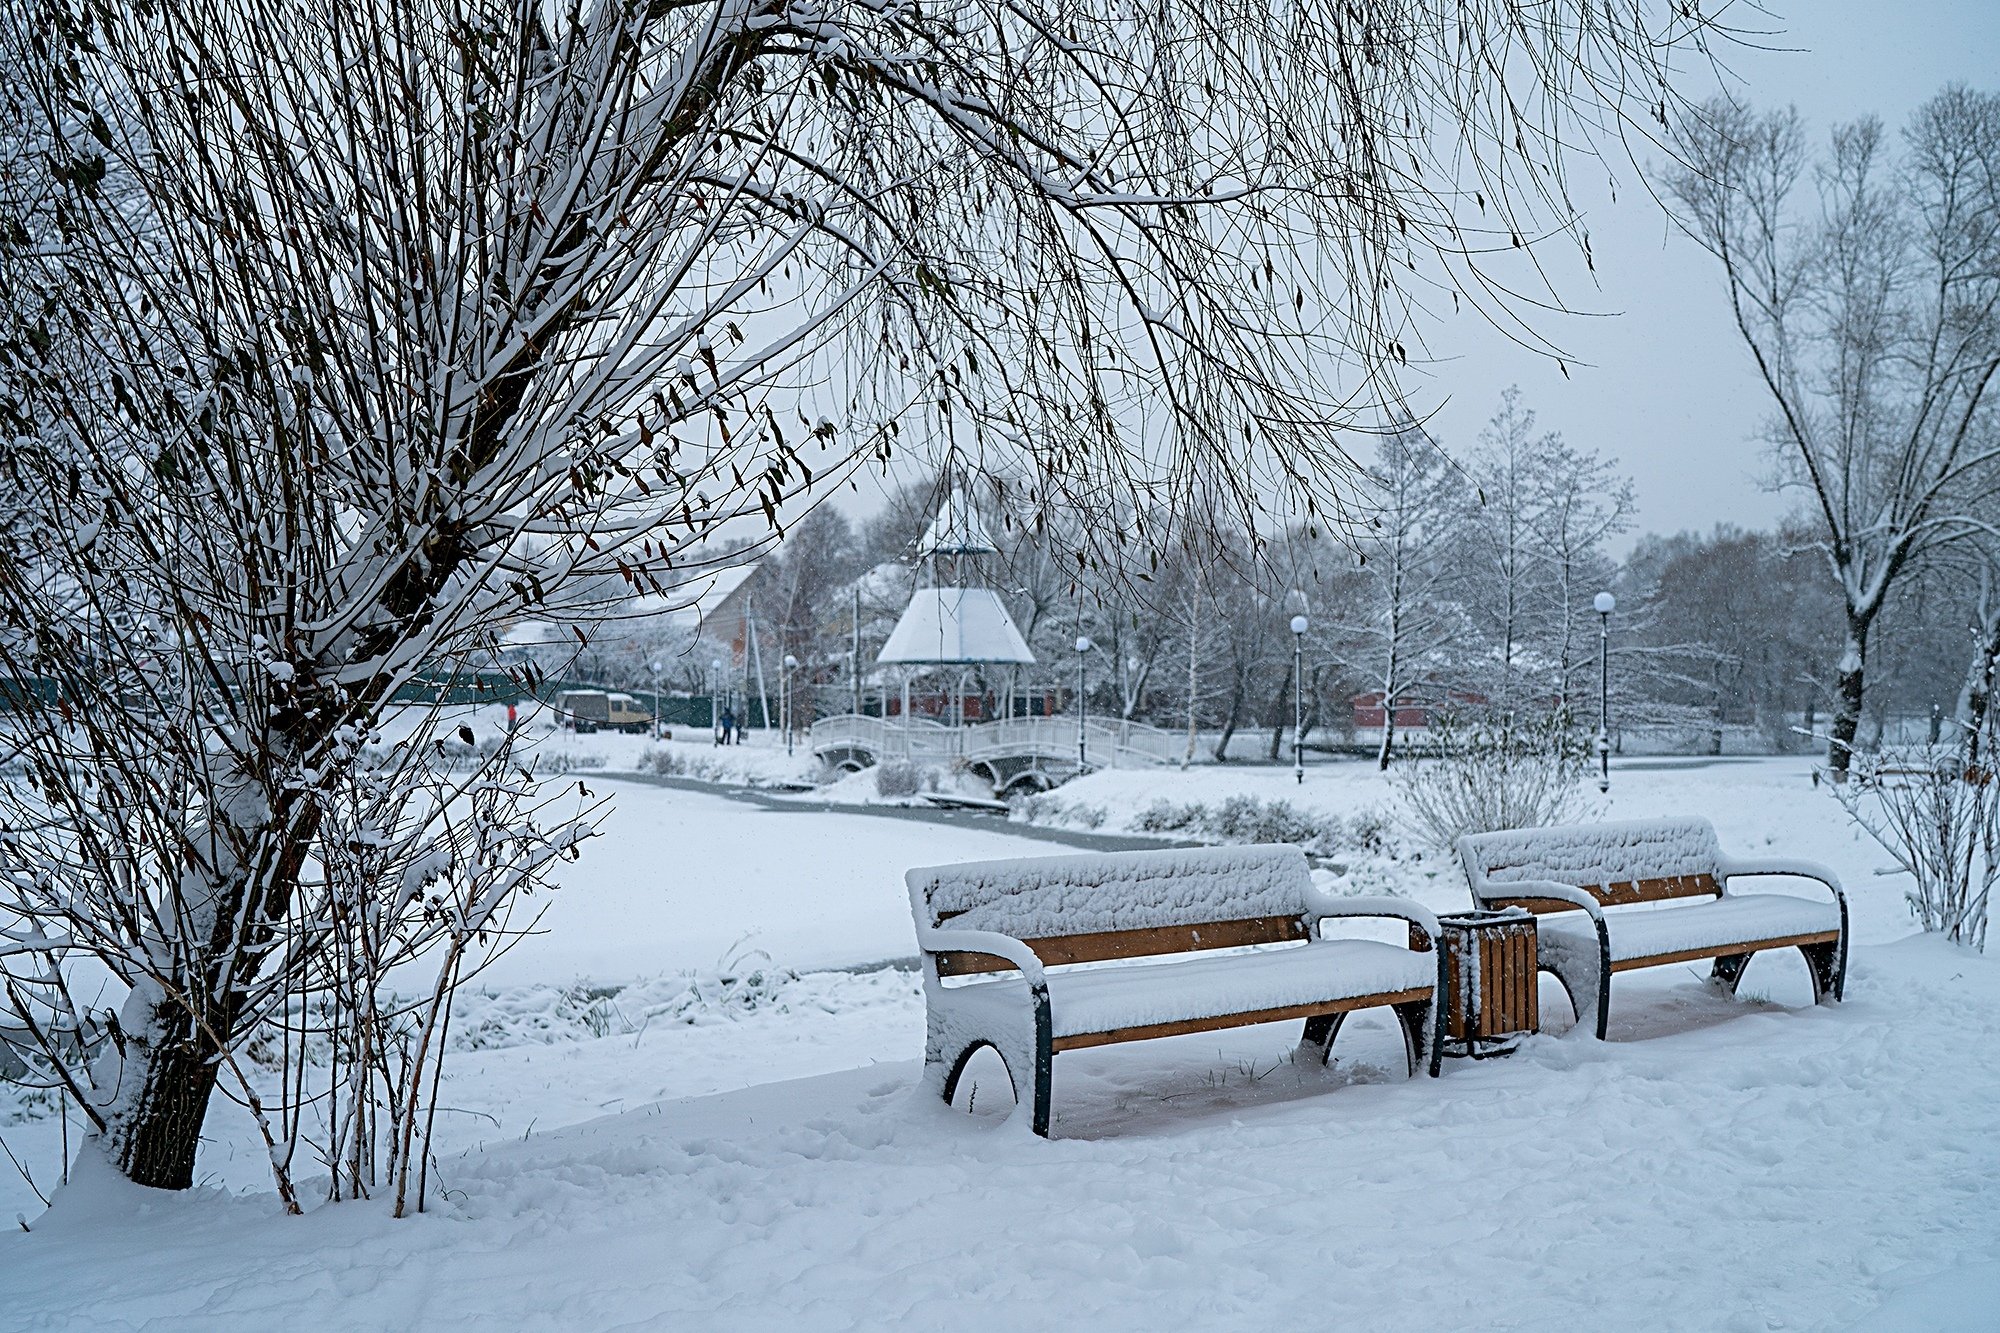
[915,487,997,560]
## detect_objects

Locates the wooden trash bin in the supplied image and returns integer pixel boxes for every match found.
[1438,909,1538,1059]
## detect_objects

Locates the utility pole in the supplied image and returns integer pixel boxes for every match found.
[1595,591,1616,793]
[746,592,772,733]
[1075,635,1093,772]
[1290,614,1309,784]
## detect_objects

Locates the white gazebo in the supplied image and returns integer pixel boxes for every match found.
[876,490,1035,726]
[806,490,1179,779]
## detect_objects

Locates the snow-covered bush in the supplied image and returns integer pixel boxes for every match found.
[1210,795,1325,846]
[1097,796,1398,860]
[1135,800,1206,833]
[1016,793,1110,829]
[641,746,738,783]
[875,761,950,798]
[1396,709,1592,851]
[1841,741,1996,951]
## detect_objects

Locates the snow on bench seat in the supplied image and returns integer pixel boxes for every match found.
[918,845,1310,939]
[1540,893,1843,965]
[1458,816,1849,1039]
[908,844,1444,1136]
[942,938,1437,1041]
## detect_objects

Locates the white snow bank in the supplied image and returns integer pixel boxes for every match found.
[465,779,1062,986]
[10,936,1999,1330]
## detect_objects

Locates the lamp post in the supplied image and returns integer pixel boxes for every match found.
[782,653,799,756]
[710,659,722,740]
[1290,614,1309,784]
[648,661,663,739]
[1075,635,1093,772]
[1594,591,1616,793]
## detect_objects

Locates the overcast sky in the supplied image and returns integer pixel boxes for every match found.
[832,3,1999,550]
[1411,0,2000,547]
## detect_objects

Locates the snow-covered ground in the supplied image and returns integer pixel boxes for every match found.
[5,758,1998,1328]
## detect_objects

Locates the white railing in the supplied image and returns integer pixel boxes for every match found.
[808,713,1180,769]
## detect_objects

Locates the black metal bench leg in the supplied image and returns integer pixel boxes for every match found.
[1030,996,1056,1138]
[1800,941,1842,1004]
[1295,1013,1346,1066]
[1391,1000,1430,1078]
[1709,951,1753,997]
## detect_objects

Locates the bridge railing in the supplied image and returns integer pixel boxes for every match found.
[807,713,1179,770]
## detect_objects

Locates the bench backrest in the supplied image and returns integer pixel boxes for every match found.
[908,845,1315,977]
[1457,817,1724,914]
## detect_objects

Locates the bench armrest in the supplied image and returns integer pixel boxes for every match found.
[1473,878,1606,920]
[1716,857,1847,907]
[917,927,1048,989]
[1306,894,1442,950]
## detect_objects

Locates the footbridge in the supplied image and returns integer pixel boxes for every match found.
[808,714,1181,793]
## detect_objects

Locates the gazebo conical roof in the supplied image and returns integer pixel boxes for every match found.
[877,587,1035,666]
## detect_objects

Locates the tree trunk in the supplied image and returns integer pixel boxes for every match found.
[106,1007,226,1191]
[97,774,318,1191]
[1709,664,1725,756]
[1376,695,1398,770]
[1266,661,1293,761]
[1211,675,1243,761]
[1959,611,2000,768]
[1827,614,1871,781]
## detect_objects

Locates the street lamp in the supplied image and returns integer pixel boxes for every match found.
[1075,635,1093,772]
[782,653,799,756]
[710,659,723,741]
[1290,614,1309,784]
[648,660,663,740]
[1594,591,1616,793]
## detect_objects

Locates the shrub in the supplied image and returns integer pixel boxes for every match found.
[875,760,924,797]
[1136,800,1205,833]
[1396,708,1591,852]
[1841,739,1995,951]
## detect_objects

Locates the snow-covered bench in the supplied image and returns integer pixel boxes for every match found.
[1457,817,1847,1039]
[907,845,1445,1137]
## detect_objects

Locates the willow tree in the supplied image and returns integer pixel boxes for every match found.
[2,0,1718,1193]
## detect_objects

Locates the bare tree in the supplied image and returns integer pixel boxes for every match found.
[1460,388,1635,710]
[1340,425,1470,769]
[1664,88,2000,777]
[1462,389,1546,709]
[1533,435,1637,707]
[3,0,1734,1196]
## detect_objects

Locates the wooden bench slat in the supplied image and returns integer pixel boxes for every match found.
[934,914,1311,977]
[1049,987,1434,1052]
[1488,872,1720,914]
[1608,930,1842,974]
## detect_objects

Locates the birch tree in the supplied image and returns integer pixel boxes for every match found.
[1664,88,2000,778]
[1342,425,1470,769]
[3,0,1728,1196]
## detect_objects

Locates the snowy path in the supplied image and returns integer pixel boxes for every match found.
[11,938,1998,1329]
